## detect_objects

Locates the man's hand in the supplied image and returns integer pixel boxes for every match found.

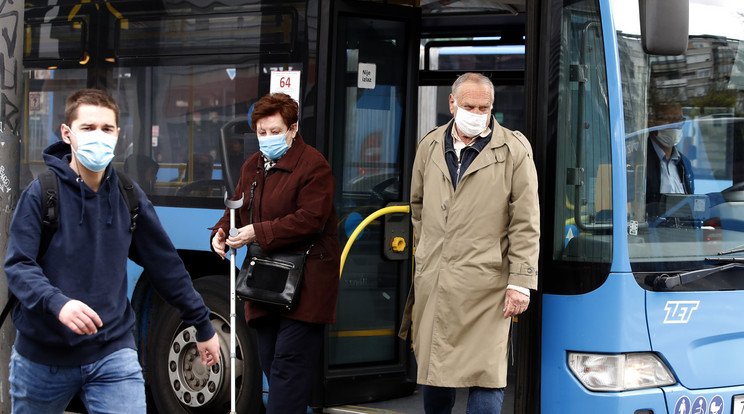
[58,300,103,335]
[503,289,530,319]
[197,333,221,367]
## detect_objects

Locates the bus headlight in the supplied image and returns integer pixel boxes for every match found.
[567,352,676,391]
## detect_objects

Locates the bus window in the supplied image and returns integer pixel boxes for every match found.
[23,6,298,203]
[418,40,526,137]
[424,41,525,71]
[110,64,258,199]
[618,0,744,287]
[551,0,612,263]
[108,10,296,199]
[24,69,88,186]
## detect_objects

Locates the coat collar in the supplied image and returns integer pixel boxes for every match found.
[430,116,506,184]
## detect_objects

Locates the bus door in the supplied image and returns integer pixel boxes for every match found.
[319,0,420,407]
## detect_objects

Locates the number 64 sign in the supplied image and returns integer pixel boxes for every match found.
[270,70,301,104]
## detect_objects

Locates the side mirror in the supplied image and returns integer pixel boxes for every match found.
[639,0,689,55]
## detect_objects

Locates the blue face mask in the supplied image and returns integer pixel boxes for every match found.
[258,132,290,160]
[65,125,118,172]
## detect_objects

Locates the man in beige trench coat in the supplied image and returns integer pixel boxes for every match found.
[400,72,540,413]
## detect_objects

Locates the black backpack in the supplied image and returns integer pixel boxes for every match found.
[0,169,140,325]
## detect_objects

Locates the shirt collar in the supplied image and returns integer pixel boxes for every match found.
[651,138,680,163]
[444,119,493,156]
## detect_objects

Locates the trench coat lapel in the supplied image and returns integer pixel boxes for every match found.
[460,117,506,181]
[460,146,497,181]
[430,134,453,188]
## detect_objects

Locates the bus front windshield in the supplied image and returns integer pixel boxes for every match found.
[616,1,744,279]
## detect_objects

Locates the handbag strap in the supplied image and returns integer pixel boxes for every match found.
[247,178,322,250]
[248,180,257,225]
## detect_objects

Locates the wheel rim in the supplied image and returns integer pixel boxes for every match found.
[166,316,243,408]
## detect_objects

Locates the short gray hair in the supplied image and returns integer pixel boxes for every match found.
[451,72,495,103]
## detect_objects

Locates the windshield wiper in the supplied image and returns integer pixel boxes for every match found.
[651,261,744,290]
[716,244,744,256]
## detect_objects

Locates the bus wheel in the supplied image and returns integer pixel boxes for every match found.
[148,275,263,413]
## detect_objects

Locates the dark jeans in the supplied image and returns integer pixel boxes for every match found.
[423,385,504,414]
[253,314,324,414]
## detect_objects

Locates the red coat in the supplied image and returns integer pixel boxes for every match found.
[211,135,340,324]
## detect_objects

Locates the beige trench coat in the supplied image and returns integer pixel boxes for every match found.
[401,118,540,388]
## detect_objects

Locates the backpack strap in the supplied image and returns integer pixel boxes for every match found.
[116,171,140,232]
[38,169,59,258]
[0,295,17,328]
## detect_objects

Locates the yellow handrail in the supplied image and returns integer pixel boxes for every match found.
[339,205,410,278]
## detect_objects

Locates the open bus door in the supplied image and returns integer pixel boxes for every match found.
[316,0,421,407]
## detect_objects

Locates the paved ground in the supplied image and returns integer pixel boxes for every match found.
[326,385,514,413]
[67,385,513,413]
[325,386,464,413]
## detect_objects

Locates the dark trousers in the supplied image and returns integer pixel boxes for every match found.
[253,314,324,414]
[423,385,504,414]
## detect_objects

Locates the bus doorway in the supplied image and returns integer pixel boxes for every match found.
[316,1,539,411]
[323,4,538,411]
[415,9,535,414]
[320,0,420,407]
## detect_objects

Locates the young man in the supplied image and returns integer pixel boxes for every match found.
[401,73,540,414]
[4,88,220,414]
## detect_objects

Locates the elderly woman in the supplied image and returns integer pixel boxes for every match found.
[210,93,340,413]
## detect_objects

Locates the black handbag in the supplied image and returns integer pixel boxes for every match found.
[236,242,312,309]
[235,180,313,309]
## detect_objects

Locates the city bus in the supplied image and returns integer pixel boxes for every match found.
[16,0,744,413]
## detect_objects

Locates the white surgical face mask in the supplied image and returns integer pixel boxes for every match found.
[655,128,682,148]
[454,103,490,138]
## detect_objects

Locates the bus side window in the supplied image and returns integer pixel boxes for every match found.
[552,0,612,263]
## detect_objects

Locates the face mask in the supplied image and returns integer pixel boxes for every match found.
[258,132,290,160]
[66,126,117,172]
[655,128,682,148]
[454,104,490,138]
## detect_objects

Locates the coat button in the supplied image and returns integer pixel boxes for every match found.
[527,267,533,274]
[441,204,446,210]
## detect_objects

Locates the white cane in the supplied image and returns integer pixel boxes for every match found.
[224,192,243,414]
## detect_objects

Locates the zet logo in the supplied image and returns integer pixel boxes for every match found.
[664,301,700,324]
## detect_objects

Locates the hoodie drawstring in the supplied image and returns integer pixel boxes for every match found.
[76,177,86,225]
[106,177,116,225]
[76,175,116,225]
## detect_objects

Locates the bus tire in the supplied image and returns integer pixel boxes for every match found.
[148,275,263,414]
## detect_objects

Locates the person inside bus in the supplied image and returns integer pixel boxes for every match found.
[399,72,540,414]
[645,101,694,219]
[4,88,220,414]
[123,154,160,194]
[192,152,214,180]
[177,153,221,196]
[210,92,341,414]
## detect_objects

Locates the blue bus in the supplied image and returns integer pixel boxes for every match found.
[17,0,744,413]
